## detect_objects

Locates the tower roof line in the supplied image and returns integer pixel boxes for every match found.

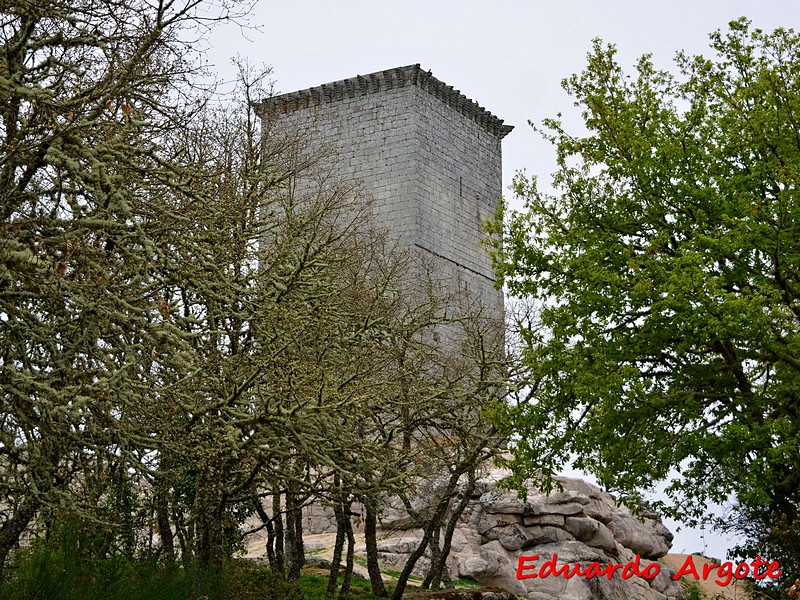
[258,64,513,139]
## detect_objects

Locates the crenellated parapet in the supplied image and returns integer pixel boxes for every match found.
[259,64,513,140]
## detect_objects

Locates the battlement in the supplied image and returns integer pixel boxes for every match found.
[259,64,513,140]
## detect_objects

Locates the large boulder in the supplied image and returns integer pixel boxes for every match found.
[375,468,684,600]
[606,510,673,559]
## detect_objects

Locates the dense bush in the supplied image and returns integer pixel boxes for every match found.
[0,542,303,600]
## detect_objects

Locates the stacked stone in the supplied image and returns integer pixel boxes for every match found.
[375,471,684,600]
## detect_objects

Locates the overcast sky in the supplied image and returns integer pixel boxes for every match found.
[204,1,800,560]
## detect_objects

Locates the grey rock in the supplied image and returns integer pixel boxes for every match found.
[376,538,420,554]
[477,512,522,535]
[459,556,490,578]
[523,514,565,527]
[565,516,599,542]
[377,504,415,529]
[542,489,592,506]
[448,528,471,553]
[647,559,678,594]
[299,466,683,600]
[526,525,575,544]
[377,551,406,569]
[608,511,672,560]
[496,524,538,551]
[588,522,618,554]
[541,501,586,516]
[523,540,608,564]
[565,517,618,553]
[303,539,328,551]
[582,498,615,524]
[479,492,539,515]
[475,541,528,595]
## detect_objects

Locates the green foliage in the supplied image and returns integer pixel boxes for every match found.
[491,17,800,550]
[724,504,800,596]
[0,2,509,592]
[678,579,706,600]
[0,540,303,600]
[0,0,228,569]
[449,578,482,589]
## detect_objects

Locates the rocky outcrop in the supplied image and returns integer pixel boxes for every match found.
[375,469,684,600]
[403,590,518,600]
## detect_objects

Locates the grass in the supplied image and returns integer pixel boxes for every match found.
[351,558,482,589]
[678,578,735,600]
[0,540,486,600]
[451,578,482,589]
[0,545,303,600]
[299,573,386,599]
[0,545,389,600]
[378,566,424,583]
[680,579,705,600]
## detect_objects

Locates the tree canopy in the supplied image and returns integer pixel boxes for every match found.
[490,18,800,571]
[0,3,509,597]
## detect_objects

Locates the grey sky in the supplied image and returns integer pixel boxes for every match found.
[204,1,800,561]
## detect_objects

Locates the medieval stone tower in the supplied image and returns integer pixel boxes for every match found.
[258,64,511,319]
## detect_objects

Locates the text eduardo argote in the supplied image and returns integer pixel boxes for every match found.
[516,553,782,586]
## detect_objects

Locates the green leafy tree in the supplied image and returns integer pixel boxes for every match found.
[490,18,800,577]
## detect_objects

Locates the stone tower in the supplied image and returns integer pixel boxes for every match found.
[258,64,511,319]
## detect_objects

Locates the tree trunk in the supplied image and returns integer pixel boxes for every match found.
[338,501,355,600]
[272,490,285,573]
[195,470,224,571]
[155,486,175,562]
[423,528,442,589]
[265,518,276,568]
[253,493,278,571]
[364,502,388,597]
[438,470,476,587]
[174,503,194,567]
[391,491,450,598]
[391,461,474,600]
[424,470,476,589]
[326,494,346,600]
[284,493,305,581]
[0,496,40,577]
[292,497,305,577]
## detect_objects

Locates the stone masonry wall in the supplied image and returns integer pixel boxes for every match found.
[263,83,419,242]
[259,65,510,318]
[411,82,505,316]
